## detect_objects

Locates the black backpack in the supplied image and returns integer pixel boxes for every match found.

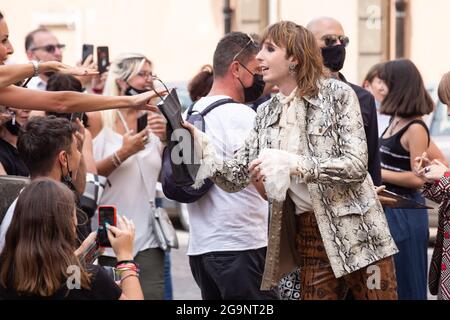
[160,98,234,203]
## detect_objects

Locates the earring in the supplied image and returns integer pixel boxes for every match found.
[289,64,297,75]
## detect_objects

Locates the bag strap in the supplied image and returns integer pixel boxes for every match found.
[116,111,154,201]
[187,98,235,120]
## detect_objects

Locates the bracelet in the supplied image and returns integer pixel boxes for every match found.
[116,260,136,266]
[30,60,40,77]
[120,273,139,284]
[116,263,140,274]
[113,152,122,165]
[111,154,119,168]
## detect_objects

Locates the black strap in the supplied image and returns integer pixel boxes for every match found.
[187,98,235,120]
[400,119,431,146]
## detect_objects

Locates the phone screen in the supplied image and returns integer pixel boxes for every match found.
[97,206,116,247]
[82,44,94,64]
[97,46,110,74]
[137,113,148,132]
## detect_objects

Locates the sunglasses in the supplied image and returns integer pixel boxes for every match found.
[30,44,66,53]
[232,35,259,62]
[321,35,349,48]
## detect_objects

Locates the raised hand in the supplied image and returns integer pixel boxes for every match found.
[147,111,167,142]
[120,127,150,159]
[41,61,98,77]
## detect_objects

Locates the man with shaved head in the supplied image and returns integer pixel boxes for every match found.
[307,17,382,187]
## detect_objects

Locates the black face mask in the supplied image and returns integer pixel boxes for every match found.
[4,119,21,136]
[124,84,149,96]
[237,63,265,103]
[321,44,346,73]
[60,156,76,192]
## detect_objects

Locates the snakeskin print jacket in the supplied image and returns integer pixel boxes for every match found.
[209,78,398,290]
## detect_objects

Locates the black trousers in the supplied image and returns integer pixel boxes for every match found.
[189,247,280,300]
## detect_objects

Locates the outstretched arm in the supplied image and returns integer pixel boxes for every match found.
[0,85,162,114]
[0,61,96,89]
[183,113,262,193]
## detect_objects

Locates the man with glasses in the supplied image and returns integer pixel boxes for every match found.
[307,17,382,188]
[185,32,278,300]
[25,28,65,91]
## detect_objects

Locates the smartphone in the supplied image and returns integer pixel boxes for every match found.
[137,112,148,132]
[97,46,110,74]
[82,44,94,64]
[70,112,84,122]
[97,205,117,247]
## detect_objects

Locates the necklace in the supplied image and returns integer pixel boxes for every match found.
[388,117,402,136]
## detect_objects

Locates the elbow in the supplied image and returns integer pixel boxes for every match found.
[52,92,72,113]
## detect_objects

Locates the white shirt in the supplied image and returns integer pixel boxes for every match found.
[93,129,162,257]
[277,89,313,214]
[185,96,268,256]
[0,198,18,252]
[25,76,47,91]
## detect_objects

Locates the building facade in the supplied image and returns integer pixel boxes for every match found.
[2,0,448,86]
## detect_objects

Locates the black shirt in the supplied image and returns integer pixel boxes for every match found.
[0,264,122,300]
[0,138,29,177]
[380,120,430,195]
[338,74,382,186]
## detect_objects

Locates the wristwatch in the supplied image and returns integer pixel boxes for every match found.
[30,60,40,77]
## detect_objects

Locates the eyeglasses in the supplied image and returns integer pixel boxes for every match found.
[136,71,155,79]
[30,44,66,53]
[321,35,349,48]
[232,35,259,62]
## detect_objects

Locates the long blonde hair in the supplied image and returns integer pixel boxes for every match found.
[101,53,152,130]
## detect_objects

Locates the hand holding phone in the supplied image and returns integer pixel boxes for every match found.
[82,44,94,64]
[97,205,117,247]
[76,231,103,264]
[97,46,110,74]
[104,215,136,261]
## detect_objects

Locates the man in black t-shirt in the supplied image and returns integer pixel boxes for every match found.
[0,108,30,176]
[0,116,90,249]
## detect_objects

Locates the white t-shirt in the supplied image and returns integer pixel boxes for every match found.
[185,96,268,256]
[25,76,46,91]
[0,198,18,252]
[92,129,162,257]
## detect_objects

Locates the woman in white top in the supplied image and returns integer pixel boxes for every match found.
[88,53,167,300]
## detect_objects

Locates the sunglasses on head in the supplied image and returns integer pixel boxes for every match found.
[232,35,259,62]
[31,44,66,53]
[321,35,349,48]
